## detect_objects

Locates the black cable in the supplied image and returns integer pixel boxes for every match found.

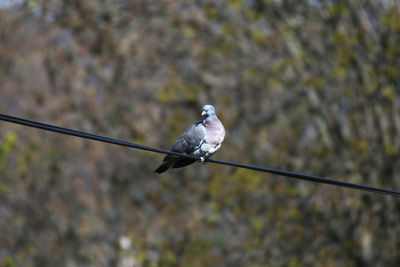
[0,113,399,197]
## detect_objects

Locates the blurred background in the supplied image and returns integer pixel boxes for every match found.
[1,0,400,266]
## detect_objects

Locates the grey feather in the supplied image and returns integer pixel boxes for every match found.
[155,105,225,174]
[171,122,206,154]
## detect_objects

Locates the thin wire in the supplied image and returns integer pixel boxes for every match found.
[0,113,399,197]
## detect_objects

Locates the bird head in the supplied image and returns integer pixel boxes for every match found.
[201,105,216,118]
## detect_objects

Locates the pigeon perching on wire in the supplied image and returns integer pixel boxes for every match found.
[155,105,225,174]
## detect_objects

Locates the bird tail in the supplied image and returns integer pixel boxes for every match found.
[172,158,197,169]
[155,162,172,174]
[155,155,199,173]
[155,156,176,174]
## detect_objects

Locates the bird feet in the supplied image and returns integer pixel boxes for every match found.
[200,157,208,164]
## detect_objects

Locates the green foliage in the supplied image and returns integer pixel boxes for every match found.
[328,3,350,17]
[251,29,268,46]
[227,0,243,10]
[1,1,400,266]
[382,7,400,31]
[0,257,16,267]
[0,131,16,171]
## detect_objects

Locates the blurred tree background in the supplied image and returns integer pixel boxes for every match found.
[1,0,400,266]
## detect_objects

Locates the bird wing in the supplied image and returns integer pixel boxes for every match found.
[155,122,205,173]
[171,121,206,154]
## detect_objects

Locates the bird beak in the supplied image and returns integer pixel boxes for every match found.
[201,111,206,116]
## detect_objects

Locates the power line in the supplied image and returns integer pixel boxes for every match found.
[0,113,399,197]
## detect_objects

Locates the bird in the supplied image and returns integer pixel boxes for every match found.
[155,105,225,174]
